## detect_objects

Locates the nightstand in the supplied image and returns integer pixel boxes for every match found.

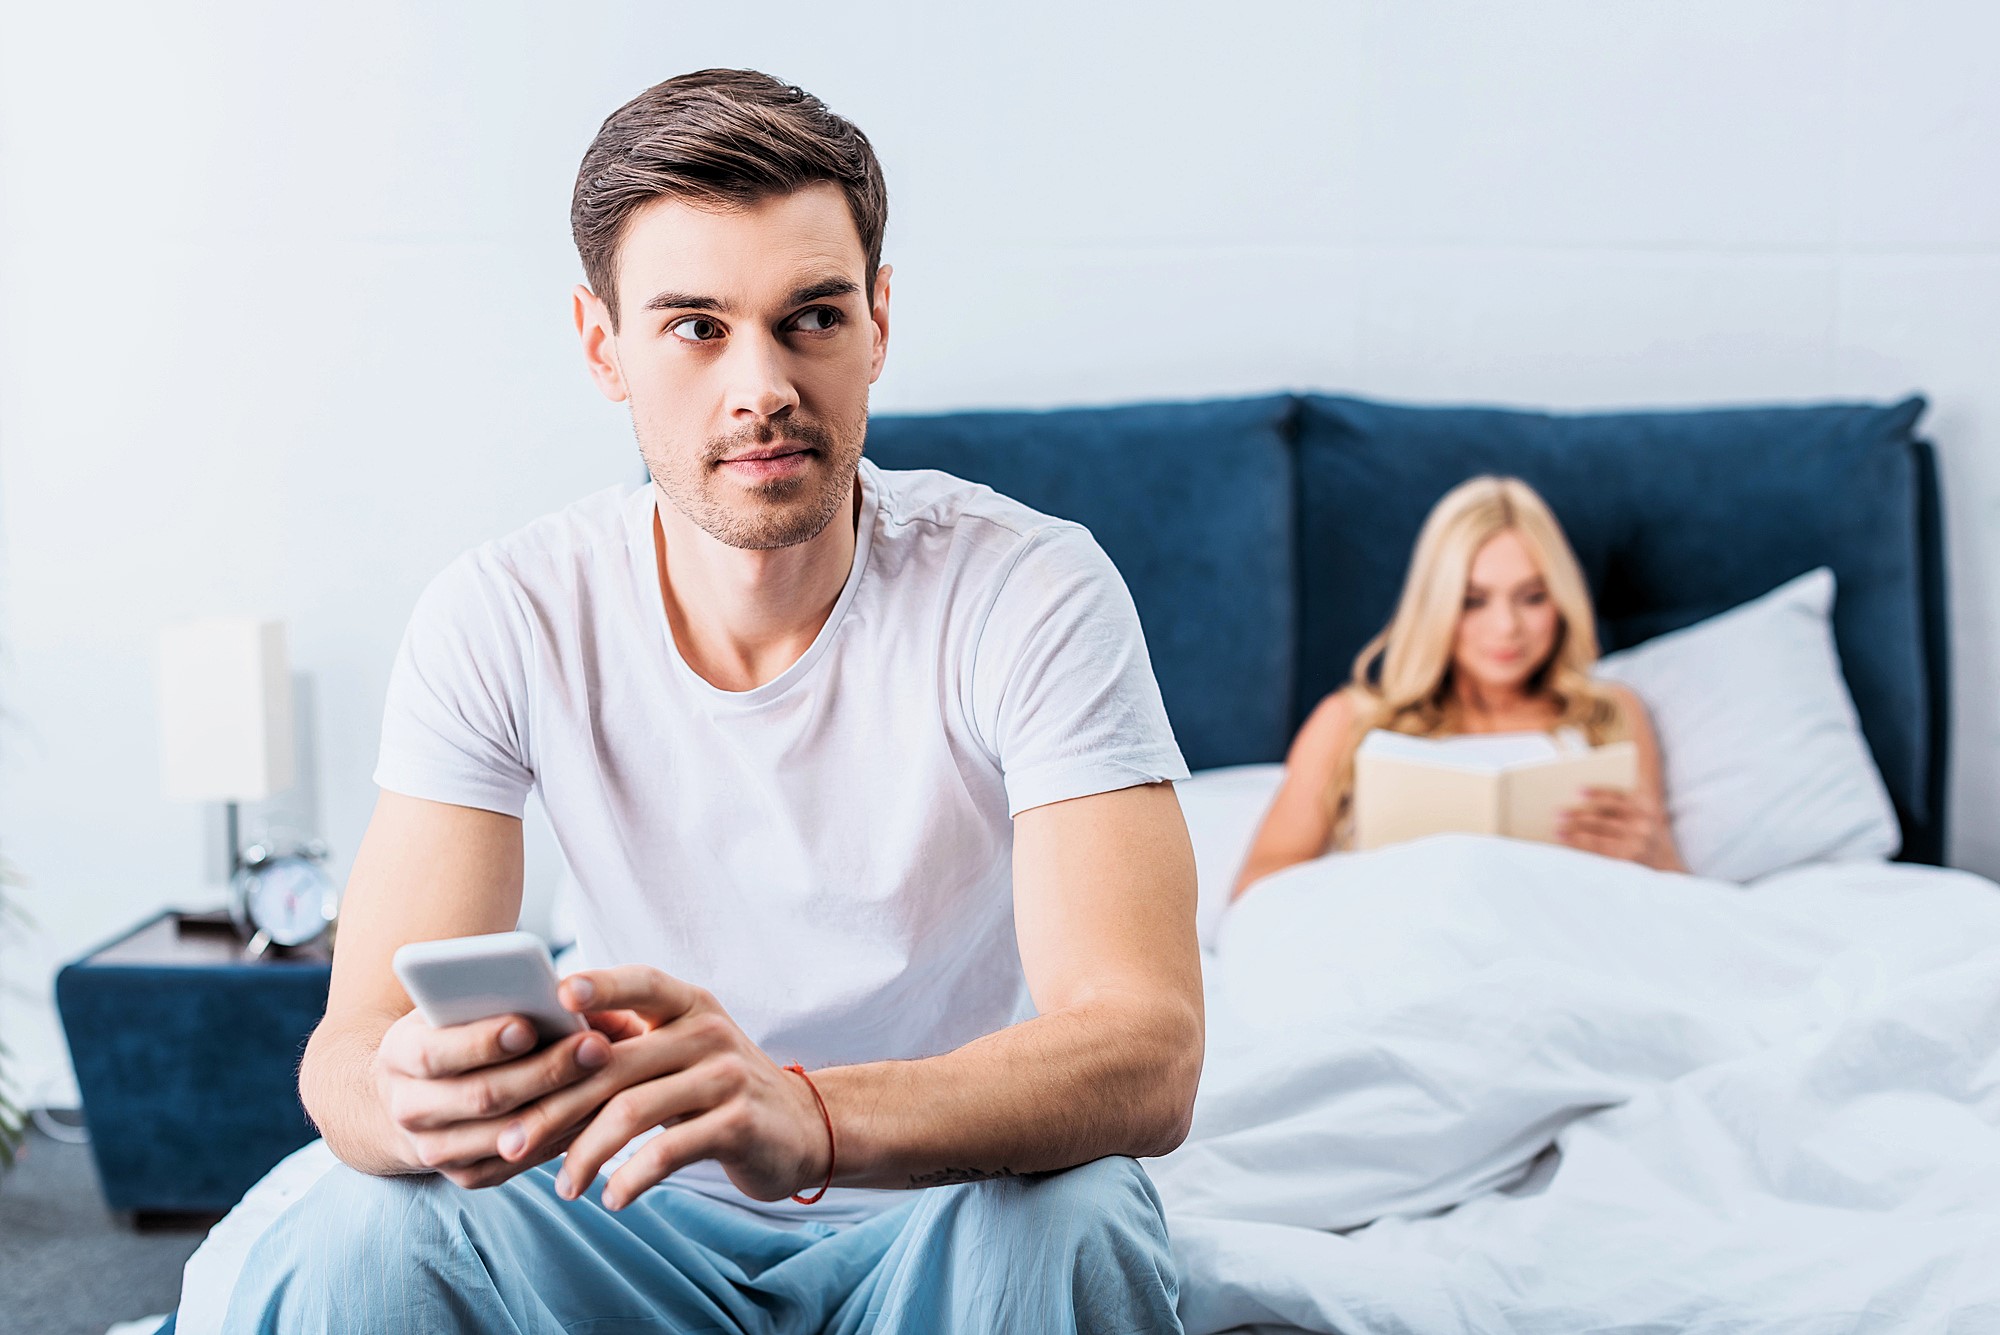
[55,908,331,1217]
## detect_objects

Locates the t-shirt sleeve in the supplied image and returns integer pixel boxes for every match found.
[970,524,1189,817]
[373,552,536,818]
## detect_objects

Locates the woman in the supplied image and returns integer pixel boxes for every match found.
[1232,476,1684,900]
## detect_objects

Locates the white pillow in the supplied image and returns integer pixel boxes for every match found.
[1176,763,1287,947]
[1596,567,1899,882]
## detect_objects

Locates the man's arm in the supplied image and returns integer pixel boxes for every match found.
[828,778,1204,1183]
[529,780,1203,1207]
[301,790,606,1179]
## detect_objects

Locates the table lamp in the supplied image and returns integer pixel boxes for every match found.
[157,617,296,881]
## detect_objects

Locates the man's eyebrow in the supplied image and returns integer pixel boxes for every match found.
[643,291,726,313]
[787,276,860,306]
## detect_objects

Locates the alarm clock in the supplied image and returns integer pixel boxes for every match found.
[228,839,339,959]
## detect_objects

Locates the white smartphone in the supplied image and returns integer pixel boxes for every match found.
[391,930,587,1049]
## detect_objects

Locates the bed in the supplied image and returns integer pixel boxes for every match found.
[881,390,1984,1331]
[166,390,1974,1333]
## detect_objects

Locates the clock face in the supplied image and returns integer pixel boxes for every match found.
[245,856,339,947]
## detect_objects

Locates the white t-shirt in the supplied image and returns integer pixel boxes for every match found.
[374,457,1187,1219]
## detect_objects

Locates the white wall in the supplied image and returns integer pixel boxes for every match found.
[2,0,1995,1105]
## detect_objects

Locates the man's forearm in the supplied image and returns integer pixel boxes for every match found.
[299,1014,423,1177]
[810,990,1203,1189]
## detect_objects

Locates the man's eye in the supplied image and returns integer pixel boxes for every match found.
[1463,598,1487,611]
[790,306,841,333]
[669,316,724,343]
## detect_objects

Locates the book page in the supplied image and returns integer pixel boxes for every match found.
[1357,728,1561,772]
[1352,749,1502,850]
[1499,741,1640,844]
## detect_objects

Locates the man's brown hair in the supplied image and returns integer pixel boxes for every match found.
[571,69,888,331]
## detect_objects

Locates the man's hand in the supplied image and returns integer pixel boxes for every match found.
[1556,785,1675,870]
[493,966,830,1211]
[372,1008,613,1188]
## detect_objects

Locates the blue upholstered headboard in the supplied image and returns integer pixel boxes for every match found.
[864,392,1949,865]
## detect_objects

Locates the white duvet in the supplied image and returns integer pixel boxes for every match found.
[1160,835,2000,1334]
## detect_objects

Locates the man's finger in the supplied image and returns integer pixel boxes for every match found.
[554,1065,732,1201]
[383,1011,538,1080]
[584,1010,651,1042]
[561,965,705,1026]
[503,1021,732,1164]
[410,1088,602,1177]
[444,1124,587,1191]
[406,1117,517,1173]
[392,1029,608,1131]
[601,1114,730,1211]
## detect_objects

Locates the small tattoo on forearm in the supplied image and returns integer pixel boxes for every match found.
[908,1165,1017,1187]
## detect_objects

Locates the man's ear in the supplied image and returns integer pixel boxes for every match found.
[573,284,629,403]
[867,263,892,385]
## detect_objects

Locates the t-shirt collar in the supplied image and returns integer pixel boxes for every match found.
[624,458,882,709]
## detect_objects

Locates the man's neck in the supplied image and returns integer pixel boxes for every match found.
[652,479,863,693]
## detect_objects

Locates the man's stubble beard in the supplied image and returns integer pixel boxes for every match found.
[636,408,867,552]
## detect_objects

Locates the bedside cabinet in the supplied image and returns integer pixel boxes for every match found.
[56,908,332,1216]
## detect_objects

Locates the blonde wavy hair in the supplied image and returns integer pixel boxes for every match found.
[1324,476,1631,842]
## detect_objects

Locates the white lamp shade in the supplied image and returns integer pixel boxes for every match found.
[158,617,296,803]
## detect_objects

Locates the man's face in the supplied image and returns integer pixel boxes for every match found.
[575,183,889,550]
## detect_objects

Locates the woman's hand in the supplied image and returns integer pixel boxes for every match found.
[1556,786,1677,870]
[491,966,831,1211]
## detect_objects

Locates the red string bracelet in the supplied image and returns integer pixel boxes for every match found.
[784,1063,835,1205]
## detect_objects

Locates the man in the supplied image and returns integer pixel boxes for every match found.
[225,68,1202,1334]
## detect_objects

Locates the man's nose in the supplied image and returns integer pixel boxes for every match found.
[722,330,800,424]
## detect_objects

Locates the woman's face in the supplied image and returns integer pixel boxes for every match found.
[1452,529,1562,693]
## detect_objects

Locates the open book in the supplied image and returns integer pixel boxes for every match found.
[1351,729,1639,851]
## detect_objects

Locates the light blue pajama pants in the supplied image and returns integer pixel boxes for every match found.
[222,1153,1183,1333]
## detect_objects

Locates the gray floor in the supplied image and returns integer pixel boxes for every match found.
[0,1123,212,1335]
